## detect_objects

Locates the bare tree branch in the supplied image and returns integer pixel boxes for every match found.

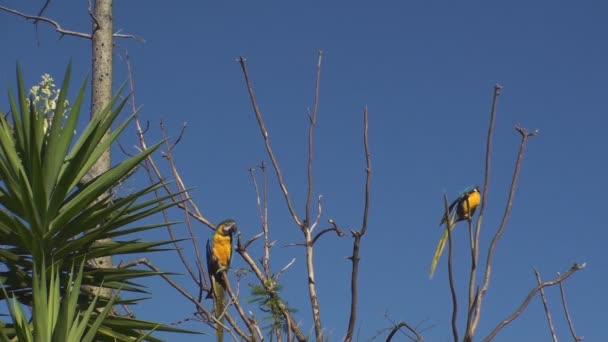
[248,163,272,278]
[235,234,307,341]
[559,276,583,341]
[443,193,459,342]
[385,321,424,342]
[118,258,247,342]
[123,51,202,289]
[124,50,214,230]
[345,107,372,342]
[305,50,323,231]
[482,263,586,342]
[238,56,302,226]
[0,5,144,40]
[221,272,257,341]
[464,84,501,340]
[470,124,538,334]
[312,220,345,246]
[535,269,558,342]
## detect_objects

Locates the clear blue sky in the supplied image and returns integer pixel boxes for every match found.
[1,1,606,341]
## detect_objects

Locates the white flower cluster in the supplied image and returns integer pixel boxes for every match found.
[27,73,70,134]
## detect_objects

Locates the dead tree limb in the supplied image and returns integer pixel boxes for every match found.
[482,263,585,342]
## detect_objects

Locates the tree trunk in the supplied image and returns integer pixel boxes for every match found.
[87,0,113,298]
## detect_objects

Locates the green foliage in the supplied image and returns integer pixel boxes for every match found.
[248,279,297,334]
[0,64,195,340]
[1,260,121,342]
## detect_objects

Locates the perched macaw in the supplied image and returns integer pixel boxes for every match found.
[206,219,237,342]
[429,186,481,279]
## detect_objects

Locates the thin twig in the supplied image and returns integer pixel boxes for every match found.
[275,258,296,280]
[443,193,459,342]
[312,221,345,245]
[345,107,372,342]
[465,84,501,340]
[558,276,582,341]
[241,231,264,251]
[238,56,302,226]
[482,263,586,342]
[385,321,424,342]
[123,52,201,287]
[125,51,213,230]
[235,235,307,341]
[119,258,247,341]
[249,164,272,278]
[0,5,144,40]
[535,269,558,342]
[470,124,538,334]
[310,195,323,231]
[222,272,257,341]
[159,122,207,284]
[168,122,187,152]
[305,50,323,231]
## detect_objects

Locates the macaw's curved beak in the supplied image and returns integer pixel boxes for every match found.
[223,222,236,234]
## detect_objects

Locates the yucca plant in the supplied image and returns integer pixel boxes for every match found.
[0,64,192,341]
[2,260,127,342]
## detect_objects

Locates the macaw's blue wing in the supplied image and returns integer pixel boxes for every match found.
[439,196,461,226]
[205,238,215,299]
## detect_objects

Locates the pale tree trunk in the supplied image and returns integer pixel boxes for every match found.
[87,0,113,298]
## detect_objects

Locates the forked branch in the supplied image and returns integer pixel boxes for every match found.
[0,5,143,40]
[344,107,372,342]
[465,84,501,340]
[482,263,585,342]
[469,124,538,335]
[238,56,302,227]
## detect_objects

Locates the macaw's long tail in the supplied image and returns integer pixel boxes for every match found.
[212,276,226,342]
[429,219,456,279]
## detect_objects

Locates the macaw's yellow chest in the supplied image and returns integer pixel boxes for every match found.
[213,234,233,267]
[459,191,481,217]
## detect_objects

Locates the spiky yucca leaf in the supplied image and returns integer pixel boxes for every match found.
[0,65,197,340]
[2,259,120,342]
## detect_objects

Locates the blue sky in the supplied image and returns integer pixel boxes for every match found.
[1,1,606,341]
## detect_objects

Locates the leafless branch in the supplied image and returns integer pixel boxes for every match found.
[125,51,213,229]
[464,84,501,340]
[443,193,459,342]
[238,56,302,226]
[385,321,424,342]
[310,195,323,232]
[470,124,538,334]
[482,263,585,342]
[241,231,264,251]
[123,52,203,289]
[305,50,323,229]
[559,276,582,341]
[221,272,257,341]
[535,269,558,342]
[312,220,345,245]
[118,257,246,341]
[235,235,307,341]
[0,5,144,40]
[345,107,372,342]
[35,0,52,21]
[275,258,296,280]
[168,122,187,152]
[116,139,135,157]
[159,122,210,293]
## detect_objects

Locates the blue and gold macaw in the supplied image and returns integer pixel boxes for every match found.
[429,186,481,279]
[206,219,237,342]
